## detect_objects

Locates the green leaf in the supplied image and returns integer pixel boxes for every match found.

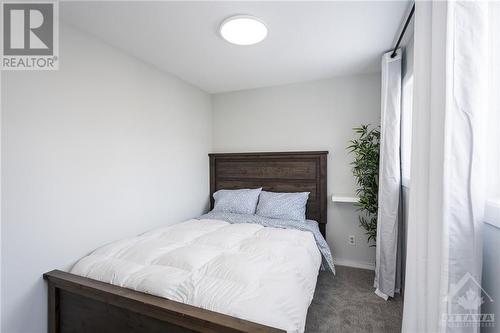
[346,124,380,245]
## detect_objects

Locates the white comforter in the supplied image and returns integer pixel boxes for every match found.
[71,219,322,333]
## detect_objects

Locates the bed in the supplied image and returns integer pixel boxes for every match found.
[44,151,330,333]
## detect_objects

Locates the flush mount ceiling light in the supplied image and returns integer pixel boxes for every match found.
[219,15,268,46]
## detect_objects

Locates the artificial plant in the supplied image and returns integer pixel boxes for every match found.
[347,125,380,244]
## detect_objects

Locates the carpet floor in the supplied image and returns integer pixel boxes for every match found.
[305,265,403,333]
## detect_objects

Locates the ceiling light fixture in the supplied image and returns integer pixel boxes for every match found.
[219,15,268,46]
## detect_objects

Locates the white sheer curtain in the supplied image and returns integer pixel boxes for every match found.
[487,4,500,204]
[374,50,402,300]
[403,1,499,332]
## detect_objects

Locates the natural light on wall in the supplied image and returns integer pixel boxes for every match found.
[219,15,268,45]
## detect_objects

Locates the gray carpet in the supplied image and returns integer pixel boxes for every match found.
[305,265,403,333]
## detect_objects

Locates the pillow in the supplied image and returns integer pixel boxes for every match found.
[212,188,262,215]
[256,191,310,221]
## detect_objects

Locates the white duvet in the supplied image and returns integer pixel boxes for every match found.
[71,218,322,333]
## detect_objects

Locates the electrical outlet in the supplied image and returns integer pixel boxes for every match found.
[348,235,356,246]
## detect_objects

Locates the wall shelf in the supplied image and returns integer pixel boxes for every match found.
[485,198,500,229]
[331,195,359,203]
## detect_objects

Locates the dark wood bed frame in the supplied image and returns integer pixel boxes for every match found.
[44,151,328,333]
[209,151,328,236]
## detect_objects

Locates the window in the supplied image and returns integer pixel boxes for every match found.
[401,67,413,188]
[485,3,500,226]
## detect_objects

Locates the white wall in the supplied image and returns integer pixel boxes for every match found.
[1,24,212,333]
[481,222,500,333]
[212,74,381,268]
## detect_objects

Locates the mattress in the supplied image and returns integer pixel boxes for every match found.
[71,218,322,333]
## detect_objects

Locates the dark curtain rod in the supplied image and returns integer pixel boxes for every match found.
[390,3,415,58]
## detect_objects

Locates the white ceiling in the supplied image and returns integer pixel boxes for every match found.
[61,1,410,93]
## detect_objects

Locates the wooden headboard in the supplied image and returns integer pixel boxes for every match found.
[209,151,328,236]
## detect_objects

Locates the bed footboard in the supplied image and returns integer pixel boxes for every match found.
[43,270,285,333]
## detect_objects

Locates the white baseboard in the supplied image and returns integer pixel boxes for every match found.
[334,258,375,271]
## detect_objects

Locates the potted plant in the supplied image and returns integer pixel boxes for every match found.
[347,125,380,245]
